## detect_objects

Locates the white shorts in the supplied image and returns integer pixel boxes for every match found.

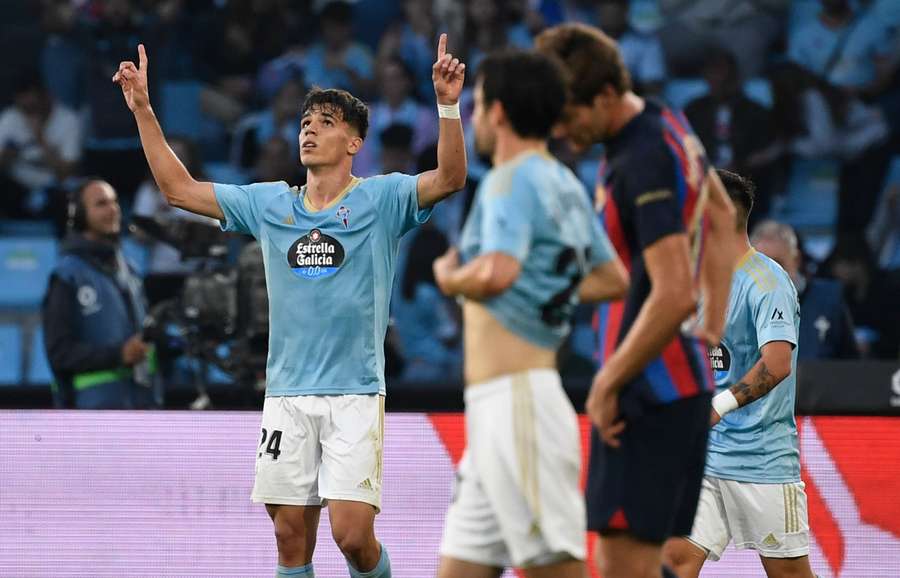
[688,476,810,561]
[251,394,384,511]
[440,369,586,568]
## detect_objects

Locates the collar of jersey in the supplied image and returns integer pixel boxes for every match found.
[736,247,757,270]
[301,176,361,213]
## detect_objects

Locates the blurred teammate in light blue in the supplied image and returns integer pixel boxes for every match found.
[114,35,467,578]
[664,170,818,578]
[434,50,628,578]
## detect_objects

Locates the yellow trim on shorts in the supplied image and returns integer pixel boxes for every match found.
[512,374,541,525]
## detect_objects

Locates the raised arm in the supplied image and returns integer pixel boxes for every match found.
[416,33,467,208]
[696,169,739,345]
[113,44,222,220]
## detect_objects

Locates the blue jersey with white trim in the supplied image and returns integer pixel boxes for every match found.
[459,151,614,349]
[705,248,801,483]
[214,173,430,396]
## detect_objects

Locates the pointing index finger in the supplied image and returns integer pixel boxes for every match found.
[437,33,447,60]
[138,44,147,70]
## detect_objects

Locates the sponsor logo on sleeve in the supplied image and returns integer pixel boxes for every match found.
[708,343,732,384]
[287,228,345,279]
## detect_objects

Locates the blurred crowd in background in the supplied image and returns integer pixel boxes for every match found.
[1,0,899,404]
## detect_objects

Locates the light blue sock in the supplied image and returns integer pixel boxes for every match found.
[347,543,390,578]
[276,562,314,577]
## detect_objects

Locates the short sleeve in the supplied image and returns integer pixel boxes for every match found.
[753,282,799,349]
[214,181,285,238]
[625,144,684,250]
[479,168,535,261]
[589,215,615,268]
[372,173,430,237]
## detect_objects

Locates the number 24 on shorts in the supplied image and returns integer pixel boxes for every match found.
[259,428,283,460]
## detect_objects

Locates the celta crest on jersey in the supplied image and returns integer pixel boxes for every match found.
[288,228,346,279]
[336,205,351,229]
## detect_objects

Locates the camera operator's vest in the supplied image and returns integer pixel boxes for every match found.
[53,253,156,409]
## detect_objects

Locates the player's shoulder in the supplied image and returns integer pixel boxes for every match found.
[483,152,546,198]
[743,250,796,299]
[360,172,416,193]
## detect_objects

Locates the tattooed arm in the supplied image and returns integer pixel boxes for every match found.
[711,340,793,425]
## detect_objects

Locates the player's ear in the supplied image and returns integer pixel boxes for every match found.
[347,135,363,156]
[488,100,505,128]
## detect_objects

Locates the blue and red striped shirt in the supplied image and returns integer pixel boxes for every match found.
[594,100,715,410]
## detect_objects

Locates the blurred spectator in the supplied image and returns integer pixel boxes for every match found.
[786,0,898,231]
[377,0,438,102]
[659,0,788,78]
[378,123,416,175]
[253,135,304,185]
[821,234,900,359]
[133,137,218,277]
[597,0,666,96]
[354,58,438,176]
[751,220,859,360]
[231,76,304,172]
[538,0,599,27]
[40,0,85,110]
[393,223,461,383]
[80,0,148,203]
[463,0,512,75]
[0,71,81,219]
[685,48,776,223]
[868,184,900,270]
[303,2,376,98]
[42,179,159,409]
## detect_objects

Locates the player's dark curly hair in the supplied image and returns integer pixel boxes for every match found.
[477,49,567,139]
[301,87,369,140]
[717,169,756,231]
[535,23,632,104]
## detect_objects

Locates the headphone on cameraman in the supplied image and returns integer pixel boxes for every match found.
[67,178,107,233]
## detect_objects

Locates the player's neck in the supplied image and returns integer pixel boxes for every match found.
[492,130,547,167]
[305,163,355,207]
[608,92,644,138]
[736,234,752,260]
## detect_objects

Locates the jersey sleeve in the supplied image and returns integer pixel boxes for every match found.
[752,281,799,349]
[213,181,285,238]
[478,167,536,261]
[624,143,685,250]
[589,214,615,269]
[372,173,431,237]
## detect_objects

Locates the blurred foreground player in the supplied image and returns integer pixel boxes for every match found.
[43,179,157,409]
[536,24,740,578]
[663,171,817,578]
[434,49,628,578]
[113,35,466,578]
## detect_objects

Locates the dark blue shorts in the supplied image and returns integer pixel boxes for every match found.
[586,393,711,543]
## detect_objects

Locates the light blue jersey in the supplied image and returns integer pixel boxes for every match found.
[459,151,614,349]
[706,249,801,483]
[214,173,430,396]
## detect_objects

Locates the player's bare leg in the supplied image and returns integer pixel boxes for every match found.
[329,499,381,571]
[266,504,321,567]
[437,557,504,578]
[522,558,586,578]
[596,532,667,578]
[662,537,706,578]
[760,555,817,578]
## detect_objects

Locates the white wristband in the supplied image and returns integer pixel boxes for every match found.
[437,102,460,119]
[712,389,739,417]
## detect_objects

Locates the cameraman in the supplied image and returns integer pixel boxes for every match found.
[42,179,160,409]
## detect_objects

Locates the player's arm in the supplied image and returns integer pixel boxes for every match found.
[697,168,740,345]
[578,259,629,303]
[416,34,467,208]
[434,249,521,300]
[112,44,223,220]
[596,233,697,393]
[711,340,792,425]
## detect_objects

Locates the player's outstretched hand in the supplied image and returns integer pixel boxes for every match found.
[112,44,150,113]
[586,376,625,448]
[432,33,465,106]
